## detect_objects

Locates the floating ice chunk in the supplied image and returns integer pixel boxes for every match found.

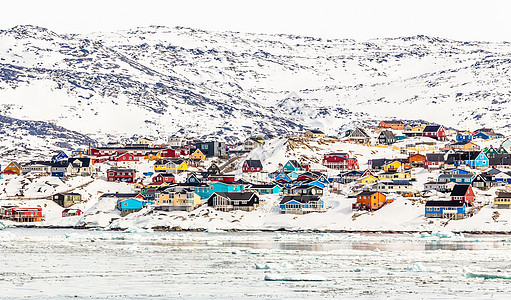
[205,228,222,233]
[124,227,154,233]
[463,269,511,280]
[373,248,381,252]
[420,230,455,239]
[406,263,442,272]
[255,262,293,270]
[264,274,327,281]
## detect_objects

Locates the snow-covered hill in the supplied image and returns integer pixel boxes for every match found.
[2,25,511,146]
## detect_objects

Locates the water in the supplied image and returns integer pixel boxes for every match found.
[1,228,511,299]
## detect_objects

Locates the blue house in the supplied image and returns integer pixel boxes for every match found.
[71,150,85,157]
[117,198,152,216]
[279,195,325,214]
[424,200,466,219]
[282,160,306,172]
[274,172,292,183]
[52,151,69,163]
[438,174,475,185]
[395,135,406,141]
[186,173,202,184]
[442,168,470,175]
[447,151,489,168]
[473,132,490,140]
[194,182,245,199]
[456,133,473,143]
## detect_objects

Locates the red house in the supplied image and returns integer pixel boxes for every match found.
[242,160,263,173]
[322,153,359,170]
[107,168,137,183]
[161,149,180,158]
[209,174,236,183]
[108,152,138,165]
[152,173,176,185]
[62,209,82,217]
[450,184,475,205]
[422,125,446,141]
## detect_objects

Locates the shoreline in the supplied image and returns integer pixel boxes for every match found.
[6,224,511,235]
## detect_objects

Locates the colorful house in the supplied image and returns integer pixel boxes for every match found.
[107,168,136,183]
[378,131,396,145]
[346,128,370,144]
[109,152,139,167]
[450,142,480,152]
[144,151,161,161]
[408,154,426,168]
[207,192,259,212]
[378,121,405,130]
[494,192,511,209]
[62,209,82,217]
[422,125,446,141]
[456,132,473,143]
[425,200,466,219]
[247,184,281,195]
[322,153,359,171]
[195,182,245,199]
[437,173,474,185]
[377,172,411,180]
[383,161,402,172]
[189,149,206,161]
[52,193,82,208]
[156,189,202,212]
[242,160,263,173]
[52,151,69,163]
[279,195,325,214]
[450,184,475,205]
[154,159,188,173]
[117,198,151,216]
[424,153,446,170]
[282,160,306,172]
[152,173,176,185]
[356,175,378,184]
[303,129,325,138]
[353,191,388,210]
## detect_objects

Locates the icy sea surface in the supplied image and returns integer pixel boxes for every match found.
[2,228,511,299]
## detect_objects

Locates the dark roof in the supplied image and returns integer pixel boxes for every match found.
[309,129,324,134]
[383,120,404,125]
[70,158,91,167]
[100,193,140,198]
[280,195,321,204]
[287,160,301,168]
[450,184,471,197]
[356,191,381,197]
[379,130,395,140]
[249,184,278,189]
[211,192,258,201]
[423,125,441,133]
[425,200,465,207]
[497,192,511,198]
[438,174,473,179]
[159,174,175,178]
[108,168,136,172]
[426,153,445,162]
[51,161,69,167]
[55,192,81,196]
[245,160,263,168]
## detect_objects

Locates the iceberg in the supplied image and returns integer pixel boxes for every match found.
[463,269,511,280]
[405,262,442,272]
[255,262,293,270]
[264,274,327,281]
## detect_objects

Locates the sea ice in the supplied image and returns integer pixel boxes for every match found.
[264,274,327,281]
[255,262,293,270]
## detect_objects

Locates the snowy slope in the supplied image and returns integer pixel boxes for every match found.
[2,25,511,148]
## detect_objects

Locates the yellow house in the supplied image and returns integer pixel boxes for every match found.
[383,161,402,172]
[144,151,161,161]
[189,149,206,161]
[154,160,188,172]
[411,124,426,132]
[3,161,22,175]
[303,130,325,138]
[356,175,378,184]
[377,172,411,180]
[136,137,155,147]
[156,191,202,210]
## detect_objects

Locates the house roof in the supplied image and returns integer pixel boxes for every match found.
[497,192,511,198]
[70,158,91,167]
[423,125,441,133]
[211,192,258,201]
[438,174,473,179]
[450,184,471,197]
[249,184,278,189]
[280,195,321,204]
[382,120,404,125]
[245,160,263,168]
[356,191,382,197]
[100,193,140,198]
[425,200,465,207]
[426,153,445,162]
[379,130,396,140]
[308,129,324,134]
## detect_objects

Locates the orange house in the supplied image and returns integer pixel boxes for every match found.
[353,191,387,210]
[378,121,405,130]
[3,162,22,175]
[189,149,206,161]
[408,154,426,168]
